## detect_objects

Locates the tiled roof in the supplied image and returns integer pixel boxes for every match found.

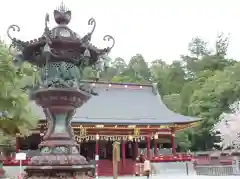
[32,82,200,125]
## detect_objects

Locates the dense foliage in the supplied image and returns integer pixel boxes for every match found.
[0,41,37,142]
[83,33,238,151]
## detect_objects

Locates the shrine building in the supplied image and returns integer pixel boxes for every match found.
[13,81,199,176]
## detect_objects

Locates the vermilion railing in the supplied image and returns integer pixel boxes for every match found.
[151,154,192,162]
[2,157,30,166]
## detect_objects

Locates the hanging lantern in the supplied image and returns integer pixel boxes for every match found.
[128,135,133,141]
[96,134,100,140]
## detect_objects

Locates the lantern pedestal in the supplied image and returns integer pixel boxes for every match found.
[0,163,6,179]
[25,88,94,179]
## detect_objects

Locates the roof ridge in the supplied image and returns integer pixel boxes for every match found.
[80,80,153,87]
[72,117,158,120]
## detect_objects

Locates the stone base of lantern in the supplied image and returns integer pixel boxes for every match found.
[24,164,95,179]
[25,175,93,179]
[24,88,94,179]
[23,139,95,179]
[0,167,6,179]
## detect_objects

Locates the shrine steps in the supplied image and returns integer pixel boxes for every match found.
[120,159,135,175]
[98,159,113,176]
[98,159,135,176]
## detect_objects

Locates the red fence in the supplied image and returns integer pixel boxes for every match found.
[3,157,30,166]
[151,154,192,162]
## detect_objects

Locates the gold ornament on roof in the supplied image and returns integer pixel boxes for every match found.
[159,125,169,129]
[134,128,140,136]
[79,128,87,137]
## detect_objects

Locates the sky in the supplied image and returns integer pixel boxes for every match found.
[1,0,240,63]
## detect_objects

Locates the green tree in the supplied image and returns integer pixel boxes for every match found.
[82,67,96,80]
[150,59,169,82]
[188,63,240,150]
[182,35,234,80]
[111,76,137,83]
[0,42,37,137]
[163,94,181,112]
[180,70,215,115]
[188,37,210,59]
[101,57,127,81]
[157,61,186,95]
[215,33,230,57]
[111,57,127,75]
[176,131,192,152]
[126,54,150,82]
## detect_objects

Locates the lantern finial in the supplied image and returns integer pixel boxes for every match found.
[57,1,68,13]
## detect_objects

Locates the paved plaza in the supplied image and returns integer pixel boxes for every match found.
[99,176,240,179]
[4,166,240,179]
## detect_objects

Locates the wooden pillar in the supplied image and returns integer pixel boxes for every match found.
[135,140,139,159]
[171,133,176,155]
[95,134,99,178]
[147,136,150,159]
[121,140,126,169]
[95,139,99,156]
[154,138,158,157]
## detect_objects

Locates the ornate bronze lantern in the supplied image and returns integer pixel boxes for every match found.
[7,2,114,179]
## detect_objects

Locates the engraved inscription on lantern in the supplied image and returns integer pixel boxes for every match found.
[69,96,77,102]
[50,96,58,100]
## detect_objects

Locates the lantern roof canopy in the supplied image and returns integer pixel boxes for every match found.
[7,2,114,67]
[32,81,200,125]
